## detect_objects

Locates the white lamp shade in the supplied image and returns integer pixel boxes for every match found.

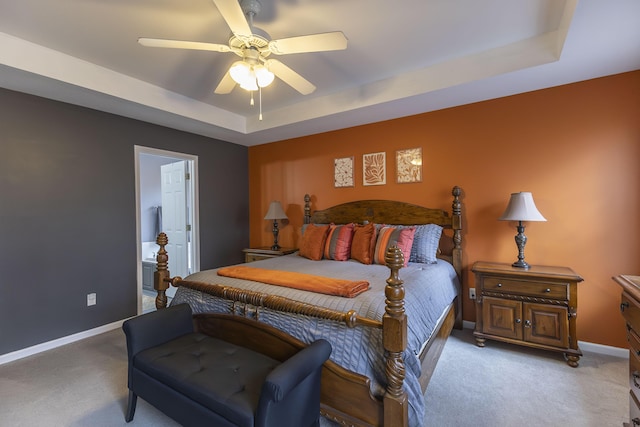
[229,61,251,84]
[498,192,546,222]
[264,201,288,220]
[255,65,274,87]
[240,76,258,91]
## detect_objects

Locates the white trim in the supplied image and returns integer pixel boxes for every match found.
[578,340,628,359]
[0,319,127,366]
[2,318,628,366]
[462,320,475,330]
[134,145,200,314]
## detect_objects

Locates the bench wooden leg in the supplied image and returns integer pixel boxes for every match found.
[125,390,137,422]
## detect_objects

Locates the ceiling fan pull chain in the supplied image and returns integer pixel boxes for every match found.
[259,87,263,121]
[250,90,254,106]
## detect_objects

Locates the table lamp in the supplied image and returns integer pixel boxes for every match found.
[498,192,546,269]
[264,201,288,250]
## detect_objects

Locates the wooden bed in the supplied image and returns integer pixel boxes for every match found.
[153,186,463,427]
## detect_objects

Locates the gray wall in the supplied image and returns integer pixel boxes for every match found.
[0,88,249,355]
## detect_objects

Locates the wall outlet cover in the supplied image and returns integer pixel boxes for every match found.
[87,293,97,306]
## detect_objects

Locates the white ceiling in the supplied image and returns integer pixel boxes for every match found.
[1,0,639,146]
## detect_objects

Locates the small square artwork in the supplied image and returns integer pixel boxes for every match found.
[396,148,422,183]
[363,152,386,186]
[334,156,354,188]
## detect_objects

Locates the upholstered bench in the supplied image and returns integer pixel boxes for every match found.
[122,303,332,427]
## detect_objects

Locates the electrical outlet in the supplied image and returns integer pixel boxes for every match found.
[87,293,97,306]
[469,288,476,300]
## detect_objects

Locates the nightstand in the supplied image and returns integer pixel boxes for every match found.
[243,247,298,263]
[472,261,583,367]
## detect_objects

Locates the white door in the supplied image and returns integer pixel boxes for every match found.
[161,161,189,297]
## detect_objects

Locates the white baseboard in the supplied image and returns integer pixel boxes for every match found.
[2,318,629,365]
[462,320,475,330]
[0,319,128,366]
[461,321,628,359]
[578,340,628,358]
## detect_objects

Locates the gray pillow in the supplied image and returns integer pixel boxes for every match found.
[409,224,443,264]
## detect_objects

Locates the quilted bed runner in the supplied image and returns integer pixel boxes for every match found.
[217,265,370,298]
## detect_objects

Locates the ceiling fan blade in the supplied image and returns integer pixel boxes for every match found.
[265,59,316,95]
[211,0,252,37]
[138,38,231,53]
[268,31,348,55]
[214,71,236,94]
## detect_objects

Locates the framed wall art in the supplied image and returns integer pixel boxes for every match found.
[334,156,354,188]
[396,147,422,183]
[363,152,386,186]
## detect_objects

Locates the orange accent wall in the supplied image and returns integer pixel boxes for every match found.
[248,71,640,349]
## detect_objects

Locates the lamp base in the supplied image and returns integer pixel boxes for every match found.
[512,221,530,269]
[511,260,530,269]
[271,219,280,252]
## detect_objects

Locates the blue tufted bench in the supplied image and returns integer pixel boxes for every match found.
[122,303,332,427]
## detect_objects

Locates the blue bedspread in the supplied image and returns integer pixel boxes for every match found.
[170,254,459,426]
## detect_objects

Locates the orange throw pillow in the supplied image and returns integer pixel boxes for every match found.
[350,223,376,264]
[299,224,330,261]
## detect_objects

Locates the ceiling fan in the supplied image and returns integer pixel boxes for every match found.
[138,0,348,96]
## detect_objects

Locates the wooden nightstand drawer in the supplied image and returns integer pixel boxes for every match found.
[243,247,297,263]
[623,292,640,331]
[630,329,640,355]
[630,345,640,404]
[245,253,266,262]
[483,277,568,300]
[631,391,640,427]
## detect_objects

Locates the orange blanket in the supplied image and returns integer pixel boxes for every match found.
[217,265,370,298]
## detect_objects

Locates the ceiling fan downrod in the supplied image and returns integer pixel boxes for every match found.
[241,0,261,31]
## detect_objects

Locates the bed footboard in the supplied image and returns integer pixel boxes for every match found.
[154,238,410,426]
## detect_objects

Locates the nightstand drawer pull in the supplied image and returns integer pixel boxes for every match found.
[545,288,551,293]
[496,283,502,287]
[515,318,521,324]
[622,301,630,312]
[633,371,640,388]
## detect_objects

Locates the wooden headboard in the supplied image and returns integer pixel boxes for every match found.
[303,186,463,280]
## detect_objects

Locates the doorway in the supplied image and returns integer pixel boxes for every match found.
[134,146,200,314]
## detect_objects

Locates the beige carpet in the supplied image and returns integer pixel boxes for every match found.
[423,328,628,426]
[0,326,628,426]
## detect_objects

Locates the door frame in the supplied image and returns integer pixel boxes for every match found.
[134,145,200,314]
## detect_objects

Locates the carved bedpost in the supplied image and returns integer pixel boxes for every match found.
[154,232,170,309]
[303,194,311,224]
[451,186,462,279]
[451,186,463,329]
[383,246,408,427]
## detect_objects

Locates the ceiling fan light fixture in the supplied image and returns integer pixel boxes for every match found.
[230,61,251,85]
[240,76,258,91]
[255,64,274,88]
[230,60,274,91]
